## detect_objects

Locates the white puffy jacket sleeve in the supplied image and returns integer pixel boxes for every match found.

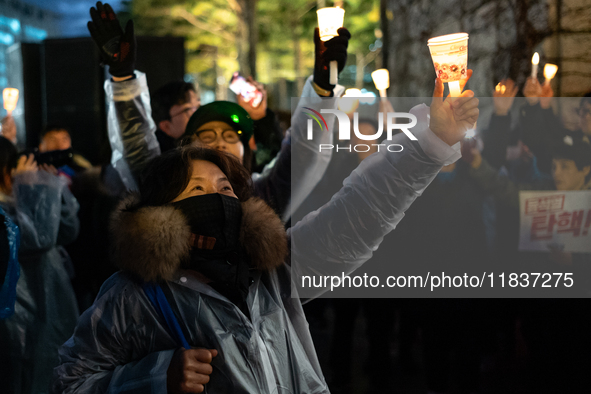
[289,104,461,297]
[251,76,344,221]
[104,72,160,191]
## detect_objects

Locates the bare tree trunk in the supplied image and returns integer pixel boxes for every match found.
[236,13,249,75]
[555,0,562,97]
[246,0,258,78]
[236,0,257,78]
[293,23,304,95]
[213,49,227,100]
[356,50,365,88]
[379,0,388,74]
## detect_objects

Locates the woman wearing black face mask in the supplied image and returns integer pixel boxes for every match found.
[54,72,479,392]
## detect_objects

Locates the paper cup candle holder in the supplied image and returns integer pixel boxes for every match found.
[544,63,558,85]
[3,88,18,114]
[427,33,469,97]
[317,6,345,85]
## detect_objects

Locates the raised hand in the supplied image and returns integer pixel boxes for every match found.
[540,81,554,109]
[0,114,16,144]
[167,348,218,394]
[87,2,136,78]
[523,77,542,106]
[40,164,58,176]
[13,154,38,176]
[313,27,351,92]
[493,78,518,116]
[236,77,267,120]
[429,69,479,146]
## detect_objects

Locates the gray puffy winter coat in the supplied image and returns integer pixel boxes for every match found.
[53,104,460,393]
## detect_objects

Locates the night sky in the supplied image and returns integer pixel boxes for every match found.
[22,0,124,37]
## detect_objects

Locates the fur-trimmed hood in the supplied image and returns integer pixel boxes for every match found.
[110,194,288,282]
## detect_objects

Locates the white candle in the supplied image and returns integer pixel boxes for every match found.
[531,52,539,79]
[448,81,461,97]
[317,7,345,86]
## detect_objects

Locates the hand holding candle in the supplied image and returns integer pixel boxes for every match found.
[430,69,479,146]
[316,7,345,86]
[371,69,390,98]
[427,33,469,97]
[493,78,518,116]
[313,26,350,94]
[338,89,361,114]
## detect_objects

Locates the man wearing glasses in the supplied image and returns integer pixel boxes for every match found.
[152,82,201,153]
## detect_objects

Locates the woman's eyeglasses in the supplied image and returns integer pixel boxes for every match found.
[194,129,241,144]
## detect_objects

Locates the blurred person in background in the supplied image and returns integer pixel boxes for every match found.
[0,205,19,320]
[234,76,284,173]
[88,1,349,222]
[38,125,93,179]
[576,92,591,140]
[152,78,282,173]
[37,124,110,311]
[0,113,17,145]
[463,134,591,392]
[152,81,201,153]
[488,77,589,177]
[0,136,80,394]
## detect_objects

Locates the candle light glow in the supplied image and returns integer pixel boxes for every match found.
[427,33,469,97]
[338,89,361,113]
[371,69,390,98]
[531,52,539,79]
[3,88,18,113]
[317,6,345,85]
[543,63,558,83]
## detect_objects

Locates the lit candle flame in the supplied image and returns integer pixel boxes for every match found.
[531,52,539,79]
[544,63,558,81]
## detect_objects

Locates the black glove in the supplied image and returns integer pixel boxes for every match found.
[313,27,351,92]
[87,2,136,78]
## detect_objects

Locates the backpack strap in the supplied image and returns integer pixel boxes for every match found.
[142,282,190,349]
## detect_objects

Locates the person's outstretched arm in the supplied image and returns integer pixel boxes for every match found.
[88,2,160,192]
[252,28,350,222]
[481,78,519,170]
[289,75,479,297]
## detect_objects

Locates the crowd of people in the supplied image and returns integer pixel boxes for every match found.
[0,1,589,393]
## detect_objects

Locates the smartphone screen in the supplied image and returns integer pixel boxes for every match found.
[229,72,263,108]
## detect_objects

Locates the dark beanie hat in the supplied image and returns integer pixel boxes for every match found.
[553,135,591,170]
[183,101,254,145]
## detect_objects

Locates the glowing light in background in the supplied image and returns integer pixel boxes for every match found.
[24,26,48,41]
[465,129,476,139]
[0,32,14,46]
[0,16,21,34]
